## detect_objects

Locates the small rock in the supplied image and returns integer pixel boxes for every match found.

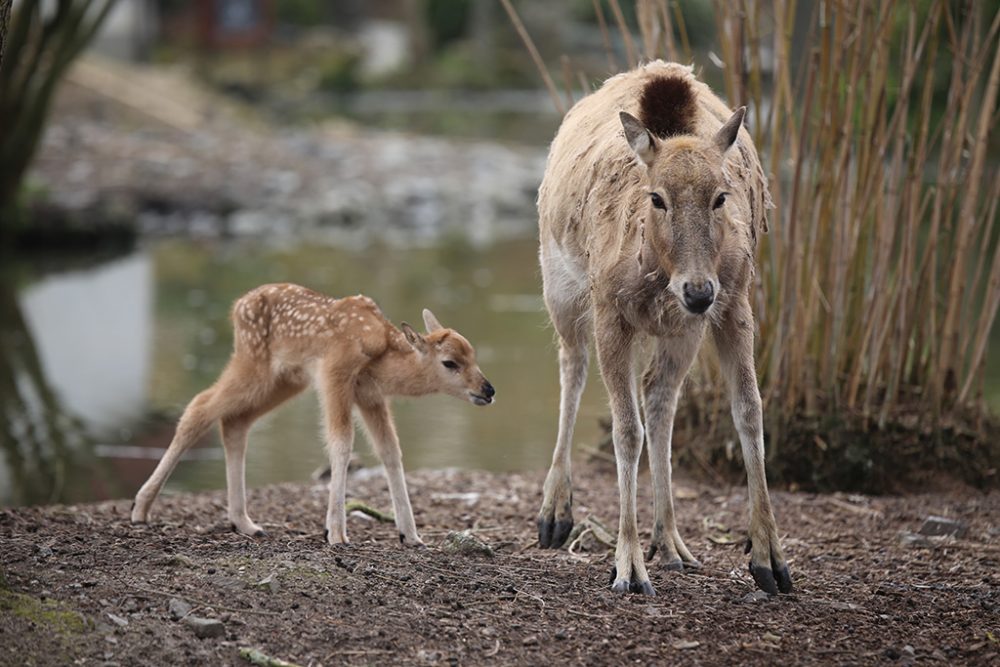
[522,635,538,646]
[899,531,934,548]
[672,640,701,650]
[253,573,279,594]
[741,591,770,603]
[440,530,493,558]
[183,615,225,639]
[161,554,195,568]
[918,516,968,538]
[168,598,192,620]
[106,613,128,627]
[554,629,568,640]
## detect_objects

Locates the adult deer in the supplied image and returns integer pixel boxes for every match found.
[535,61,792,596]
[131,283,494,546]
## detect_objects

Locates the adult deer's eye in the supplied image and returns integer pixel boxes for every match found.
[713,193,728,210]
[442,360,459,370]
[650,192,666,210]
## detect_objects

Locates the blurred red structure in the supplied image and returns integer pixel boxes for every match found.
[196,0,274,49]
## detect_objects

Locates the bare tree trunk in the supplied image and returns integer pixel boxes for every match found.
[0,0,12,72]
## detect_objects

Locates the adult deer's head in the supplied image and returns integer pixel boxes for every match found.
[620,93,745,316]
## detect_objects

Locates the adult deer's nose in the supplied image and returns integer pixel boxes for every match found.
[482,381,495,398]
[682,281,715,314]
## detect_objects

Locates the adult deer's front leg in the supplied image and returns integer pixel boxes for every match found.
[597,318,653,595]
[713,302,792,595]
[643,330,704,571]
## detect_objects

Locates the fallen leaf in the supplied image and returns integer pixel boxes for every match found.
[762,632,782,643]
[672,640,700,650]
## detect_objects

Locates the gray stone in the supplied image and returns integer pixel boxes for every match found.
[899,531,934,548]
[918,515,968,538]
[106,612,128,627]
[440,530,493,558]
[168,598,192,620]
[183,615,225,639]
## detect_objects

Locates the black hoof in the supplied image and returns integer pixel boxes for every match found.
[774,563,793,594]
[608,566,655,595]
[537,517,573,549]
[631,580,656,596]
[253,529,267,538]
[323,529,329,543]
[748,562,779,596]
[662,558,684,572]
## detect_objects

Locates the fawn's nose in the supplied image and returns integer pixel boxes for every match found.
[482,381,495,398]
[682,281,715,314]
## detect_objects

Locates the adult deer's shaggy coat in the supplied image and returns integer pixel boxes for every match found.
[535,61,792,595]
[132,283,494,546]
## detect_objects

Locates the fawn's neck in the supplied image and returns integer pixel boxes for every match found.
[367,345,436,397]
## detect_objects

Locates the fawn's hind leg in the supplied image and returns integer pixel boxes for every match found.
[221,377,307,536]
[132,386,222,523]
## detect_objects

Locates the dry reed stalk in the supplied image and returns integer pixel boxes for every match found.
[507,0,1000,450]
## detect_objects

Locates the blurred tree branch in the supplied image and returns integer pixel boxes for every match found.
[0,0,12,71]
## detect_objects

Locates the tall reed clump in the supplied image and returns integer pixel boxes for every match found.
[505,0,1000,491]
[0,0,116,236]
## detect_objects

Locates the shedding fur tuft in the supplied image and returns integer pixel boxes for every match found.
[638,76,697,139]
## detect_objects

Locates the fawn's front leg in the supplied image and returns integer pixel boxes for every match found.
[358,397,423,546]
[642,330,704,570]
[713,300,792,595]
[321,384,356,545]
[596,316,654,595]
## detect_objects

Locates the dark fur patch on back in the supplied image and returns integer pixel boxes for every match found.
[639,76,697,139]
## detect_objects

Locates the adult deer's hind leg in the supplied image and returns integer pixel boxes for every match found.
[221,375,307,536]
[713,300,792,595]
[643,330,704,571]
[537,249,591,549]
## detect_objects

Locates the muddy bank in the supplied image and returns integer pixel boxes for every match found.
[26,56,545,248]
[1,465,998,665]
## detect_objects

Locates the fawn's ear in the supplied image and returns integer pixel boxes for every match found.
[401,323,427,353]
[422,308,443,333]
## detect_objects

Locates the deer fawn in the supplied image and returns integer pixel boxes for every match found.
[131,283,495,546]
[535,61,792,596]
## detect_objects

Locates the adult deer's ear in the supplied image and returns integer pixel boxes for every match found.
[401,323,427,353]
[422,308,443,333]
[620,111,656,166]
[714,106,746,153]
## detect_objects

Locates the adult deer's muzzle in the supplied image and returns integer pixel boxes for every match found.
[682,281,715,314]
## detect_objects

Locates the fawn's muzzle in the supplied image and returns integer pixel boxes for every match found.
[682,281,715,314]
[470,380,495,406]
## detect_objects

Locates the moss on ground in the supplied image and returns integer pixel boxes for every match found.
[0,589,87,635]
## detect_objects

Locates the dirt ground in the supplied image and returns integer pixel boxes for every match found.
[1,464,998,666]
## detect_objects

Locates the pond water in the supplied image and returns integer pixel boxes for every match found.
[5,236,1000,508]
[1,237,613,507]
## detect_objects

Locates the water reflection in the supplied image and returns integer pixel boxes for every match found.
[1,238,613,506]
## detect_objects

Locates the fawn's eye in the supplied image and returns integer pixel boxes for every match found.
[442,360,459,371]
[650,192,666,210]
[713,192,728,210]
